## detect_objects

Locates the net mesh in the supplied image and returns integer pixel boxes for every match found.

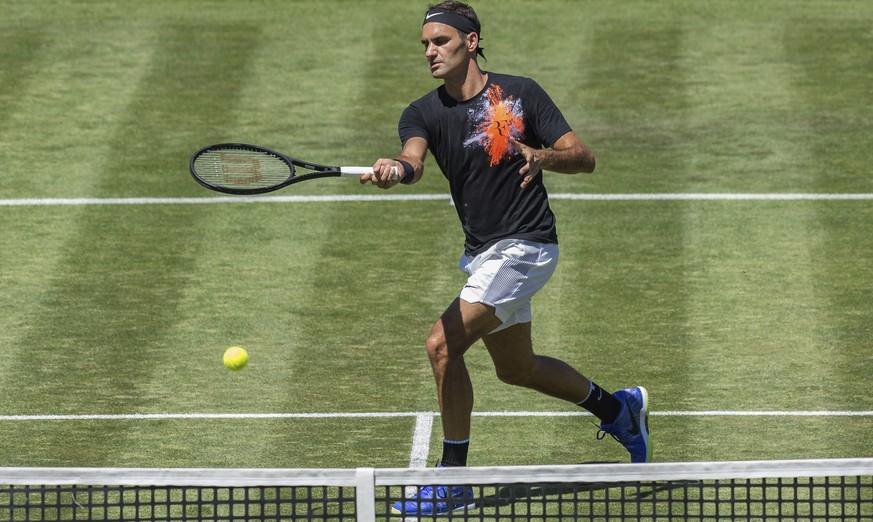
[379,476,872,521]
[1,459,870,521]
[1,484,356,521]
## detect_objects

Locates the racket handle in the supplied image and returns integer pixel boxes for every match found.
[341,166,399,181]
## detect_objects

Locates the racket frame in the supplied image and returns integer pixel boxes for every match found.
[189,143,390,195]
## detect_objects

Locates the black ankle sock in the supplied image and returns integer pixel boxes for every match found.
[440,439,470,467]
[577,382,622,424]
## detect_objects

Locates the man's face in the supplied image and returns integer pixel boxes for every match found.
[421,22,471,80]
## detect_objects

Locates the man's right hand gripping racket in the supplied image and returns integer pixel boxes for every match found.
[189,143,396,195]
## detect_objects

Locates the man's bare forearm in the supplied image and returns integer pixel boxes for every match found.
[540,142,595,174]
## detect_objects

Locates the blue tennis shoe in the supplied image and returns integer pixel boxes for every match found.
[597,386,651,463]
[391,483,475,517]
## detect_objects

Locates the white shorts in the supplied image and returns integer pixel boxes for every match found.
[458,239,558,333]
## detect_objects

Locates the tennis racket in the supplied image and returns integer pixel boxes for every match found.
[189,143,397,195]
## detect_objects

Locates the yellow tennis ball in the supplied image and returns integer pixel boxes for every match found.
[223,346,248,371]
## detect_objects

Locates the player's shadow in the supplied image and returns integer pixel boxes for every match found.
[472,462,693,512]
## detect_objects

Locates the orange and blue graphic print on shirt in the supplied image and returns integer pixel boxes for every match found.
[463,84,524,166]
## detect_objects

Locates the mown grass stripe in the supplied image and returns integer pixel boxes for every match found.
[5,22,263,467]
[784,18,873,458]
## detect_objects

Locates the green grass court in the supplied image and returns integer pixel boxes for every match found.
[0,1,871,470]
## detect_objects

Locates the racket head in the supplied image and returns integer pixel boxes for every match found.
[190,143,301,195]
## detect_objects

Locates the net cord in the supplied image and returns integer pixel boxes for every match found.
[0,458,870,487]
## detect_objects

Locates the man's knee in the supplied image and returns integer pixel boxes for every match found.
[495,361,535,387]
[425,325,465,369]
[425,331,448,365]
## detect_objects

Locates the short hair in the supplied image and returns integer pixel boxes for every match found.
[425,1,485,58]
[426,1,481,29]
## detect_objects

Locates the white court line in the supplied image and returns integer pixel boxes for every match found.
[409,413,435,469]
[5,410,870,468]
[0,194,448,206]
[2,193,873,206]
[554,193,873,201]
[1,410,870,421]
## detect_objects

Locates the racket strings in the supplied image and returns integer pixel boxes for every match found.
[193,148,293,190]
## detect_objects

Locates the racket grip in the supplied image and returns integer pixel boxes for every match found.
[341,166,399,181]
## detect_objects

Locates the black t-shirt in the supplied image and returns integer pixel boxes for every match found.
[399,72,573,256]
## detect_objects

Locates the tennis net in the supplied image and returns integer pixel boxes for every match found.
[0,458,870,521]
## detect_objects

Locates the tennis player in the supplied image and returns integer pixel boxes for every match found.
[362,1,651,515]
